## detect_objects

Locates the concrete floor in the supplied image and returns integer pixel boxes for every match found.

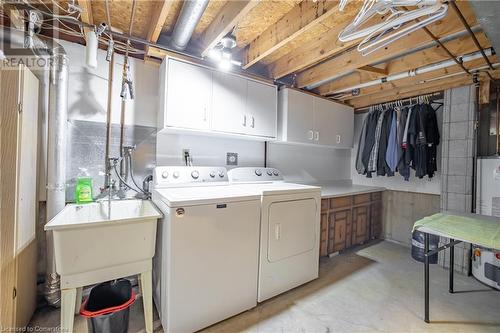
[29,241,499,332]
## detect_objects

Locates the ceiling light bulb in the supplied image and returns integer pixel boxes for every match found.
[218,58,232,71]
[208,48,222,61]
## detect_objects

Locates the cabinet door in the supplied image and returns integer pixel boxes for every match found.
[328,209,351,253]
[246,80,277,138]
[211,72,247,135]
[313,97,338,146]
[332,103,354,148]
[165,59,212,130]
[370,199,383,239]
[320,212,329,257]
[282,89,314,143]
[352,205,370,245]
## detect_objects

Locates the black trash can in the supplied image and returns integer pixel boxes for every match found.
[411,230,439,264]
[80,279,135,333]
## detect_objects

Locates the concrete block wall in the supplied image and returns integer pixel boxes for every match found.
[439,85,477,274]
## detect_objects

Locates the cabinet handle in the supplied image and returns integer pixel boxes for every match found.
[203,107,207,122]
[251,116,255,128]
[315,131,320,141]
[336,135,341,144]
[275,224,281,240]
[243,115,247,127]
[308,130,314,140]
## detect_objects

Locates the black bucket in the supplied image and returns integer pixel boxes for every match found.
[80,279,135,333]
[411,230,439,264]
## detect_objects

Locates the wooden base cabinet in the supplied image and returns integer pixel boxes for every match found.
[320,192,383,257]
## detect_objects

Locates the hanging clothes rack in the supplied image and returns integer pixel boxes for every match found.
[355,91,444,113]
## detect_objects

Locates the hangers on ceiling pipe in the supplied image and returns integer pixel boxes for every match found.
[338,0,449,56]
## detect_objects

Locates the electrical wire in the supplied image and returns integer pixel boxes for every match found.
[128,157,148,195]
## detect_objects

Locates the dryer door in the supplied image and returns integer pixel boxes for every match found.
[267,198,317,262]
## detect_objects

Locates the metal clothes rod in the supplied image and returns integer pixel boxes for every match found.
[355,91,444,113]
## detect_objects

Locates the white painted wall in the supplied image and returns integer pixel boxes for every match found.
[351,111,442,195]
[267,143,351,183]
[60,40,158,126]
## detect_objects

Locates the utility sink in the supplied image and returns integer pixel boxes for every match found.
[45,199,162,287]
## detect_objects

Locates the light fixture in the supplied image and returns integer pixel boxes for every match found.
[207,47,222,62]
[206,32,240,71]
[218,49,233,71]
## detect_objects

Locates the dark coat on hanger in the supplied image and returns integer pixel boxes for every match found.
[425,104,440,178]
[413,104,428,179]
[377,108,393,176]
[361,109,380,177]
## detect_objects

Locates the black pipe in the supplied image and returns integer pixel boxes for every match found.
[264,141,268,167]
[424,232,430,323]
[449,239,455,293]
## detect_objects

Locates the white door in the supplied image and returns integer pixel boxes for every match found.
[211,72,248,135]
[246,80,277,138]
[166,200,260,333]
[267,199,317,262]
[166,59,212,130]
[15,67,38,254]
[313,97,337,146]
[332,103,354,148]
[284,89,314,144]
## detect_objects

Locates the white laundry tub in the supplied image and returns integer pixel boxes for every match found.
[45,199,162,286]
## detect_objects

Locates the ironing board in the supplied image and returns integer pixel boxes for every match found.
[413,212,500,323]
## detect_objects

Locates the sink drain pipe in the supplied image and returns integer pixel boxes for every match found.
[0,28,68,307]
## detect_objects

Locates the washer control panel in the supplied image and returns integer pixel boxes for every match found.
[154,166,228,187]
[228,167,283,183]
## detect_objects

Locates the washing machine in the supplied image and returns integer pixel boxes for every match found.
[472,246,500,290]
[152,166,261,333]
[228,167,321,302]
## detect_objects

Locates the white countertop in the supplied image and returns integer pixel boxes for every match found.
[295,180,385,199]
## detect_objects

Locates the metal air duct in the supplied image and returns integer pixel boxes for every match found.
[170,0,209,51]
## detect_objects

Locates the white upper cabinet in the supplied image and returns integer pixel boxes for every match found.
[246,79,277,138]
[159,57,277,140]
[278,88,354,148]
[212,72,247,135]
[163,59,212,130]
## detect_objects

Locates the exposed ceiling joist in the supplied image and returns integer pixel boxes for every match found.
[77,0,93,39]
[295,1,478,88]
[265,2,363,79]
[242,0,339,69]
[350,75,474,109]
[342,56,496,101]
[357,65,388,76]
[317,32,491,96]
[199,0,259,57]
[145,0,174,57]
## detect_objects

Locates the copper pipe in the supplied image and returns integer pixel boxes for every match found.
[450,0,495,70]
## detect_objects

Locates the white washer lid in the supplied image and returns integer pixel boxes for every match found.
[154,186,261,207]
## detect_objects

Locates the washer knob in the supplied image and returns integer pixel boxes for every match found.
[173,171,180,179]
[255,169,263,176]
[191,170,200,179]
[266,170,273,176]
[273,170,279,176]
[161,171,169,179]
[209,171,216,178]
[218,170,225,178]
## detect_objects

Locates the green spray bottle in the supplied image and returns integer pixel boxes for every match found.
[75,168,93,204]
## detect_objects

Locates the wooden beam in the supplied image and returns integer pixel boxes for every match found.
[242,0,339,69]
[199,0,259,57]
[295,1,478,88]
[316,32,491,96]
[357,65,388,76]
[349,75,474,109]
[145,0,174,57]
[266,1,363,79]
[2,4,25,29]
[343,57,493,101]
[77,0,94,39]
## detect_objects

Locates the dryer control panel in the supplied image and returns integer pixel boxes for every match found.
[154,166,228,188]
[228,167,284,183]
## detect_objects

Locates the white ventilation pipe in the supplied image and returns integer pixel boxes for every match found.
[171,0,209,51]
[330,47,495,95]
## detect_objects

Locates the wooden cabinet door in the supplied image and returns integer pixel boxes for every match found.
[246,80,277,138]
[165,59,212,130]
[370,199,383,239]
[328,209,351,253]
[320,213,329,257]
[211,71,248,135]
[352,205,370,245]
